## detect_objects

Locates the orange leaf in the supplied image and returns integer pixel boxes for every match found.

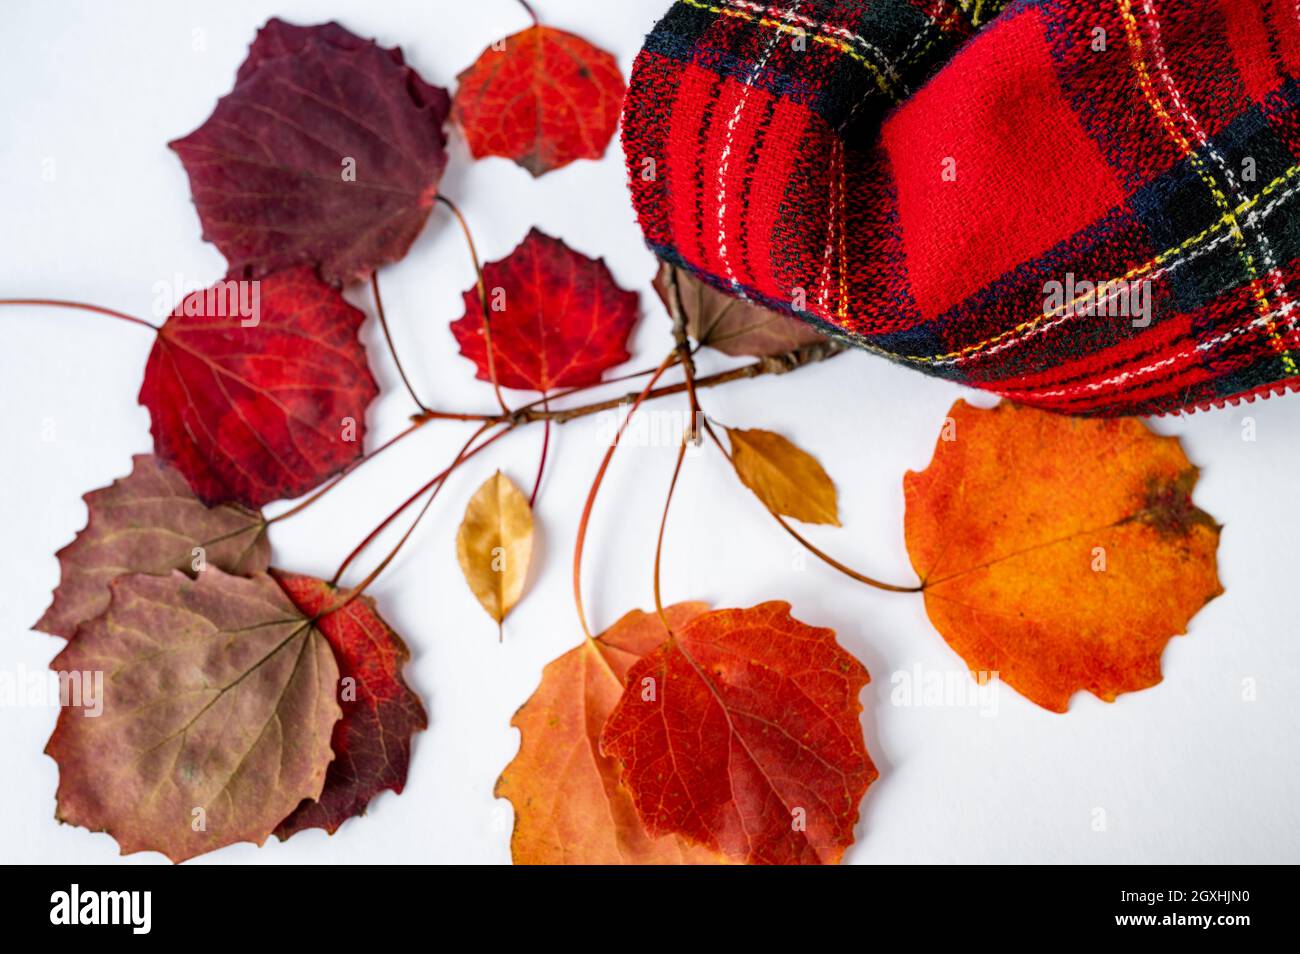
[904,400,1223,713]
[496,604,726,864]
[600,602,876,865]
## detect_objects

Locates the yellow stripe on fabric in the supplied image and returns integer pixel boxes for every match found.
[897,163,1300,366]
[1116,0,1295,374]
[680,0,898,101]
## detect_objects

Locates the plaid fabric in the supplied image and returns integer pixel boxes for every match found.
[623,0,1300,415]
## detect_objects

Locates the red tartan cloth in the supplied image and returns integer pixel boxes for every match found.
[623,0,1300,415]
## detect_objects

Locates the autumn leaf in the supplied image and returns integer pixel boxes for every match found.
[600,602,876,865]
[272,572,427,838]
[35,454,268,639]
[139,267,379,508]
[496,604,727,864]
[727,427,840,526]
[904,400,1223,713]
[46,569,341,862]
[453,24,624,177]
[455,471,534,631]
[171,18,450,285]
[450,229,638,391]
[653,263,827,357]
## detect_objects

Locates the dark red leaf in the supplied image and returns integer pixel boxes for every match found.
[138,267,379,508]
[271,572,427,838]
[170,18,450,285]
[453,25,625,177]
[450,228,638,392]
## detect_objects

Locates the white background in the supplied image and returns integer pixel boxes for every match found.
[2,0,1298,865]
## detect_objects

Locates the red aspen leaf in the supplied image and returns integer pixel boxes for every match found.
[600,602,877,865]
[496,603,727,864]
[271,572,427,839]
[35,454,269,639]
[453,25,625,177]
[170,18,450,285]
[727,427,841,526]
[138,267,379,508]
[46,569,341,862]
[449,228,638,391]
[653,263,827,358]
[903,400,1224,713]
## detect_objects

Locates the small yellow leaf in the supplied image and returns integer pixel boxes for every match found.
[727,427,840,526]
[456,471,534,629]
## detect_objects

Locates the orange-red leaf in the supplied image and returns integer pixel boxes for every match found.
[496,604,726,864]
[600,602,876,865]
[453,25,625,177]
[139,267,379,508]
[904,400,1223,712]
[271,572,427,838]
[450,229,638,392]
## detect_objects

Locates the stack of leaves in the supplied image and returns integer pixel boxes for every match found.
[27,9,644,862]
[38,455,426,861]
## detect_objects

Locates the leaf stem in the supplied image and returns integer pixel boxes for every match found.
[0,298,159,331]
[662,265,702,441]
[652,433,691,631]
[573,352,677,640]
[371,271,430,414]
[529,394,551,508]
[436,194,511,417]
[330,421,513,585]
[512,350,836,424]
[702,417,922,593]
[266,418,427,525]
[515,0,540,26]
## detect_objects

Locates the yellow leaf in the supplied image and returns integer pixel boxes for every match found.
[727,427,840,526]
[456,471,534,630]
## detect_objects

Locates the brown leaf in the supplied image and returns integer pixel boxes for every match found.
[904,400,1224,712]
[653,263,827,357]
[496,604,726,864]
[727,427,841,526]
[600,602,877,865]
[35,455,269,639]
[46,569,341,862]
[455,471,534,628]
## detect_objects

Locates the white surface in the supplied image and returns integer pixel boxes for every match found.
[2,0,1299,866]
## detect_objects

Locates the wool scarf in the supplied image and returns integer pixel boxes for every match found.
[623,0,1300,415]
